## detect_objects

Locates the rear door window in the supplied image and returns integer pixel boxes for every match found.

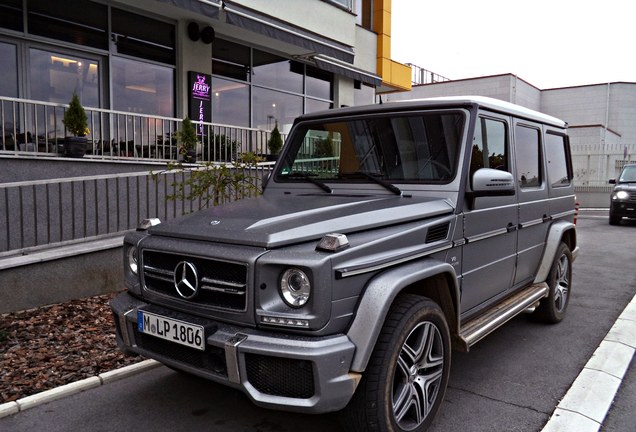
[514,124,542,188]
[545,132,572,187]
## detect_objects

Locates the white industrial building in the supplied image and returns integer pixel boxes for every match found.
[382,74,636,206]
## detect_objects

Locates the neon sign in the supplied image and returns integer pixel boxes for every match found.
[188,71,211,136]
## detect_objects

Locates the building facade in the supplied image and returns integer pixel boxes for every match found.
[0,0,411,153]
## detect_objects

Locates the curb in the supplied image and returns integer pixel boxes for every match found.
[0,359,160,419]
[541,293,636,432]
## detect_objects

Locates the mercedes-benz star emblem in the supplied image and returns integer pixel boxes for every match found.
[174,261,199,299]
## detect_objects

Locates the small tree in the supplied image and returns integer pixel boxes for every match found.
[63,93,88,137]
[267,122,283,155]
[152,152,263,212]
[176,117,198,162]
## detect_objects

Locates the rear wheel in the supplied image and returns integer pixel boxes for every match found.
[534,242,572,323]
[341,295,451,432]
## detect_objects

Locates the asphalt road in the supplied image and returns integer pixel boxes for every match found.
[1,214,634,432]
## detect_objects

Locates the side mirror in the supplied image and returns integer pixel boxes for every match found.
[472,168,515,195]
[609,178,616,184]
[466,168,515,209]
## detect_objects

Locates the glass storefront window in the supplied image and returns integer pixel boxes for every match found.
[111,8,175,65]
[0,41,19,149]
[111,56,174,117]
[0,0,23,32]
[0,42,18,98]
[306,66,332,100]
[212,77,249,127]
[253,87,302,132]
[213,39,250,81]
[306,98,332,114]
[213,38,335,131]
[29,48,99,107]
[28,0,108,50]
[252,50,303,94]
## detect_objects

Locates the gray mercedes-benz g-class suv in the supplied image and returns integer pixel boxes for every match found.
[111,96,578,431]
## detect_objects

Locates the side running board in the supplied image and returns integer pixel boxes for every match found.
[457,283,549,351]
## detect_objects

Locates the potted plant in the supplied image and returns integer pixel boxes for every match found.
[267,121,283,161]
[176,117,198,163]
[63,93,89,158]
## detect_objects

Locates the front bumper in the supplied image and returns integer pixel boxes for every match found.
[610,201,636,218]
[110,291,358,414]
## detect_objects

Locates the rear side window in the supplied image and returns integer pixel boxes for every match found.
[470,117,508,177]
[545,132,572,187]
[514,125,542,188]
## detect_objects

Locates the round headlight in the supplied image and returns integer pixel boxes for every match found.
[127,246,139,275]
[614,190,629,200]
[280,268,311,308]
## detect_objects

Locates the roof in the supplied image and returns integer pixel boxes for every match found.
[396,96,567,128]
[296,96,567,129]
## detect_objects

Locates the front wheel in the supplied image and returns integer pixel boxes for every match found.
[534,242,572,323]
[341,295,451,432]
[609,209,621,225]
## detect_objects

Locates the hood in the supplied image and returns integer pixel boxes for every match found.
[148,194,454,248]
[614,182,636,191]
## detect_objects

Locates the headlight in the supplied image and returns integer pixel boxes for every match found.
[126,245,139,275]
[280,268,311,308]
[613,191,629,200]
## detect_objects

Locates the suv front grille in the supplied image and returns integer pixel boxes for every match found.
[142,250,248,311]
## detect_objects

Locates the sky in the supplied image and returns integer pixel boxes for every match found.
[390,0,636,89]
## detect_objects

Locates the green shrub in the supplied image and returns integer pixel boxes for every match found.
[63,93,88,137]
[268,122,283,155]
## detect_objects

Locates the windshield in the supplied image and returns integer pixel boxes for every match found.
[275,111,464,185]
[619,166,636,183]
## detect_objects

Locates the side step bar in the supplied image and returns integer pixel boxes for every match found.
[457,283,549,351]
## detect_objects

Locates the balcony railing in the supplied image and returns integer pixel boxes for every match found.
[0,96,281,162]
[406,63,450,86]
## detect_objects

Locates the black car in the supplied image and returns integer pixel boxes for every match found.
[609,163,636,225]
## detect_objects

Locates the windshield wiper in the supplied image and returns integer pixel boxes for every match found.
[285,172,332,193]
[342,171,402,196]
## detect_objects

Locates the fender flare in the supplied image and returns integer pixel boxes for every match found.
[346,259,459,372]
[534,220,577,283]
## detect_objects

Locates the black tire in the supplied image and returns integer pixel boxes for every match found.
[340,294,451,432]
[534,242,572,323]
[609,210,621,225]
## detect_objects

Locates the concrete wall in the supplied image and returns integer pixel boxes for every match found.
[0,156,164,184]
[0,243,123,313]
[236,0,356,47]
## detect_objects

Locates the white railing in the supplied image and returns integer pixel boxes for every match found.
[0,96,282,162]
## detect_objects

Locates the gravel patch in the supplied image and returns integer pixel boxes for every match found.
[0,293,141,403]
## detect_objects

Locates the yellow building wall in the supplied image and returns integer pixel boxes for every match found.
[375,0,411,91]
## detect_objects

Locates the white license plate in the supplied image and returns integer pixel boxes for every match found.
[137,310,205,351]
